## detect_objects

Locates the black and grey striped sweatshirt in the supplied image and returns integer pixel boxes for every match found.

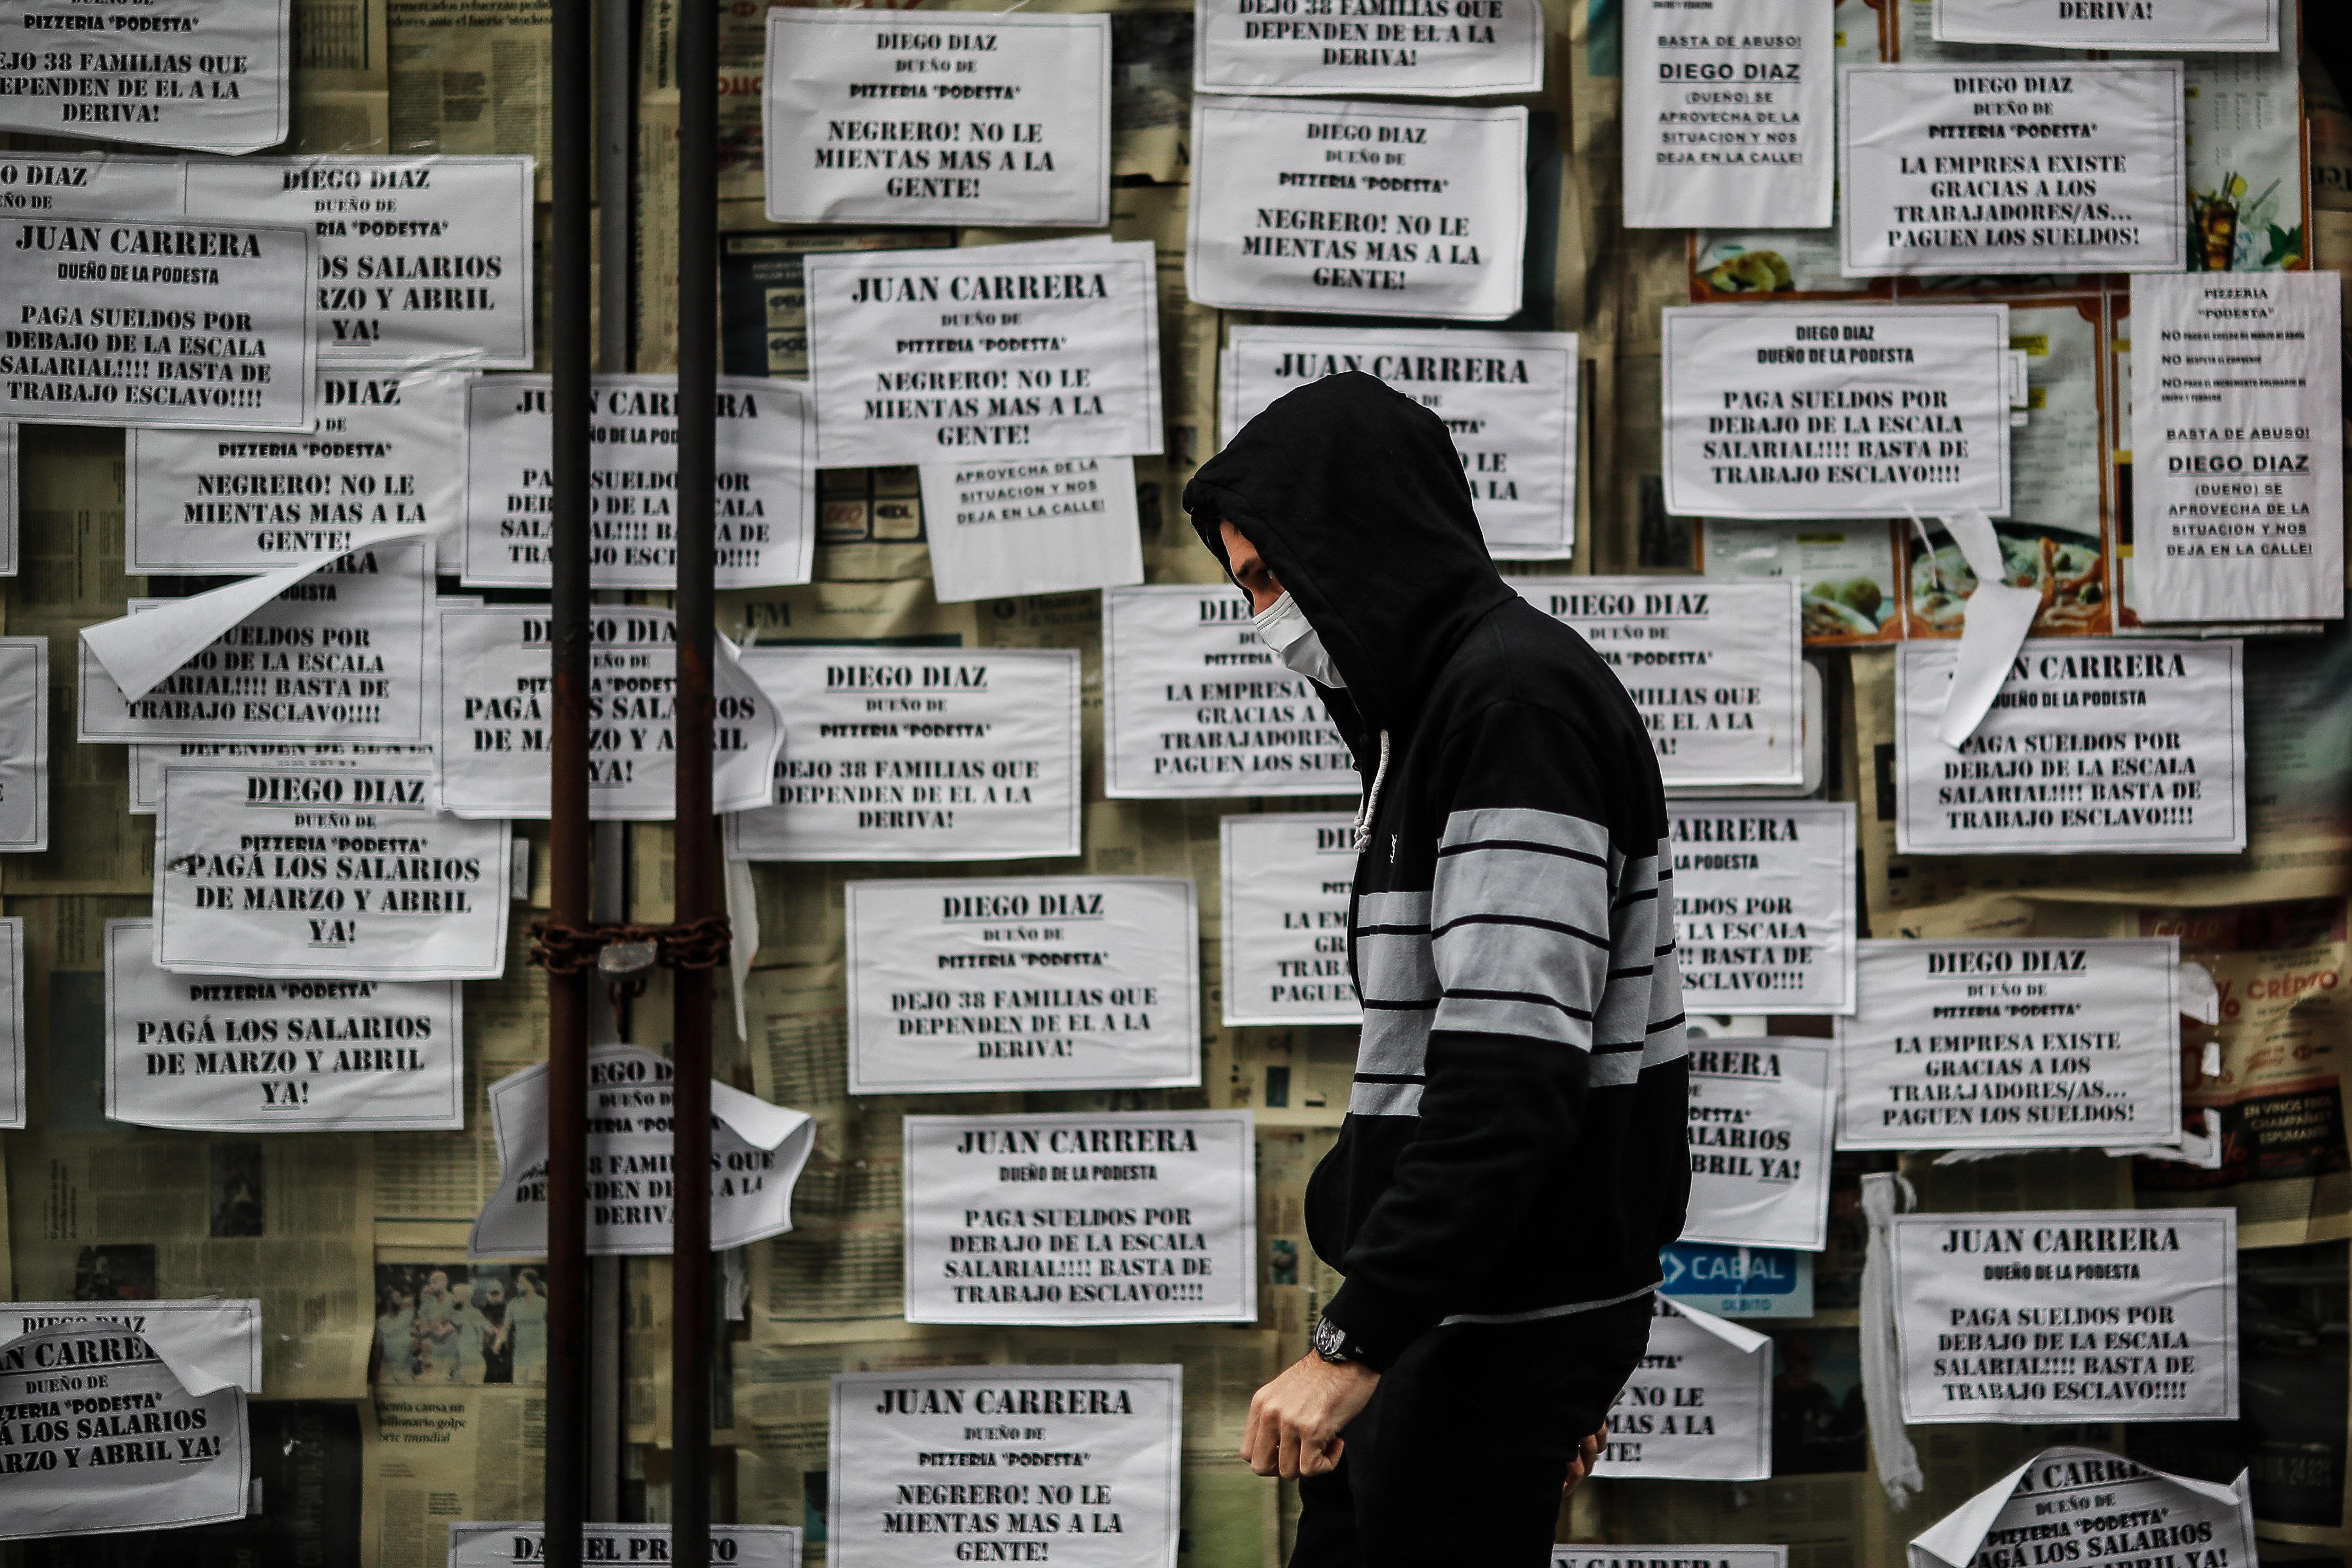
[1185,372,1691,1369]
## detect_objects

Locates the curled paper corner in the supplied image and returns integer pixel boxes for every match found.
[1926,506,2041,749]
[1859,1171,1925,1509]
[80,523,434,704]
[1657,1293,1770,1355]
[2178,959,2221,1025]
[2110,1108,2225,1170]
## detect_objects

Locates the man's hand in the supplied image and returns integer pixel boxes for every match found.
[1562,1423,1607,1496]
[1240,1352,1380,1479]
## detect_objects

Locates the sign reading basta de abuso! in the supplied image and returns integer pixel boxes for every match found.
[1837,938,2181,1153]
[1505,577,1804,789]
[844,876,1199,1096]
[1894,638,2246,856]
[1101,585,1358,799]
[901,1111,1257,1326]
[1889,1208,2238,1424]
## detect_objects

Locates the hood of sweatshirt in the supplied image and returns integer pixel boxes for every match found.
[1181,370,1515,735]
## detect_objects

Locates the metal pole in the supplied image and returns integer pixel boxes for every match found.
[671,0,719,1546]
[544,0,596,1558]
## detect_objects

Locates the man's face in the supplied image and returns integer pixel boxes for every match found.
[1219,520,1286,614]
[484,1284,505,1308]
[426,1271,448,1297]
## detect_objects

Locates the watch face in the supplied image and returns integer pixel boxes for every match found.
[1313,1319,1346,1360]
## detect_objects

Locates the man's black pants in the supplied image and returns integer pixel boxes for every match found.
[1289,1294,1655,1568]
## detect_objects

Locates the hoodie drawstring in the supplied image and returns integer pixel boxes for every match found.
[1353,730,1391,853]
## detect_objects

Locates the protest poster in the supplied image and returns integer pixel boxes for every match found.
[1187,96,1527,321]
[1504,577,1805,788]
[1669,801,1854,1014]
[128,741,434,815]
[1893,638,2247,856]
[0,151,185,214]
[1191,0,1542,98]
[2129,272,2343,624]
[1558,1550,1785,1568]
[127,370,469,573]
[1933,0,2277,51]
[916,455,1144,603]
[0,1322,249,1541]
[804,238,1161,468]
[470,1044,817,1258]
[0,917,19,1130]
[1683,1038,1837,1252]
[901,1110,1257,1325]
[0,0,288,154]
[153,763,511,981]
[1839,61,2187,276]
[1101,585,1358,799]
[0,212,313,429]
[1837,938,2181,1153]
[461,373,816,589]
[435,605,784,821]
[1622,0,1833,230]
[79,536,434,745]
[1659,304,2011,521]
[728,646,1081,861]
[1220,812,1360,1027]
[450,1524,804,1568]
[1220,326,1578,558]
[182,156,535,369]
[104,918,464,1132]
[764,11,1110,229]
[0,422,12,577]
[827,1364,1181,1568]
[0,638,47,852]
[1888,1209,2238,1423]
[1589,1297,1772,1482]
[0,1300,259,1395]
[1910,1449,2255,1568]
[844,876,1199,1095]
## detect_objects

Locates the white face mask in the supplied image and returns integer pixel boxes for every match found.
[1251,590,1346,688]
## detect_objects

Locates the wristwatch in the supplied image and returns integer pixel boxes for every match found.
[1311,1316,1360,1366]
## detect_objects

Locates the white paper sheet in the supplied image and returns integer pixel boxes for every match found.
[449,1524,804,1568]
[1893,638,2247,855]
[1590,1297,1772,1482]
[918,455,1143,603]
[0,152,186,214]
[1559,1549,1785,1568]
[1623,0,1834,230]
[727,646,1081,861]
[1933,506,2044,748]
[470,1044,816,1258]
[1187,96,1528,321]
[0,1300,261,1396]
[1683,1038,1838,1252]
[154,763,510,980]
[901,1111,1257,1325]
[1889,1208,2238,1423]
[0,421,13,577]
[1669,800,1855,1014]
[104,918,464,1132]
[1505,577,1805,787]
[0,0,288,154]
[127,371,469,572]
[828,1364,1181,1568]
[0,213,314,429]
[1934,0,2276,51]
[1660,303,2011,519]
[435,605,785,820]
[0,1323,249,1542]
[765,11,1110,229]
[1101,585,1359,799]
[1909,1449,2254,1568]
[1220,812,1361,1027]
[1220,326,1578,557]
[1192,0,1542,98]
[182,156,534,368]
[0,918,20,1130]
[460,374,817,589]
[0,638,47,853]
[844,876,1200,1095]
[1839,61,2186,276]
[2129,272,2343,623]
[127,741,434,816]
[1837,938,2182,1152]
[806,239,1161,468]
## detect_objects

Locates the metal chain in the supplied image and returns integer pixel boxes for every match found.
[525,915,734,974]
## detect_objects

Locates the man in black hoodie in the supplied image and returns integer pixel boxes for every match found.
[1186,373,1691,1566]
